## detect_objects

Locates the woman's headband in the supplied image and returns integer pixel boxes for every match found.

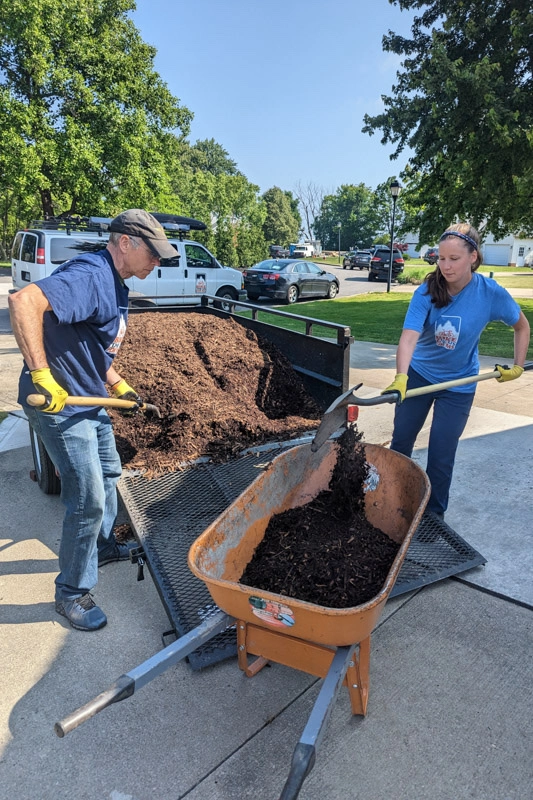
[439,230,478,250]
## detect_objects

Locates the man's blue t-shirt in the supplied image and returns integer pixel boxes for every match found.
[19,249,130,415]
[403,273,521,391]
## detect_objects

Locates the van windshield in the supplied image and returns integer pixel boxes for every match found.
[50,237,108,264]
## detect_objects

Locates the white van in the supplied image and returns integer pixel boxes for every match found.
[291,243,315,259]
[10,215,245,308]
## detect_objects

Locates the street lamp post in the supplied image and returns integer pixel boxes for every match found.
[337,222,341,264]
[387,180,401,293]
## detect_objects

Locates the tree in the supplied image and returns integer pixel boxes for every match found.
[0,0,192,219]
[188,138,242,176]
[313,184,385,250]
[363,0,533,243]
[293,181,326,241]
[261,186,301,247]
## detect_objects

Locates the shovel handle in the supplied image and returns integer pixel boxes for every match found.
[405,369,500,398]
[26,394,139,411]
[356,362,533,406]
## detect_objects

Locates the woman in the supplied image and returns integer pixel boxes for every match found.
[382,223,530,520]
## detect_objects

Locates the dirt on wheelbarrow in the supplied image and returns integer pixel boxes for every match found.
[240,426,400,608]
[110,312,322,477]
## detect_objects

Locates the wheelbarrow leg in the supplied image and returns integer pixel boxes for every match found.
[54,610,234,737]
[346,635,370,716]
[279,645,355,800]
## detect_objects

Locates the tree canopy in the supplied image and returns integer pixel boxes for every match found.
[0,0,193,219]
[313,183,388,250]
[188,138,242,176]
[261,187,301,246]
[0,1,271,265]
[363,0,533,243]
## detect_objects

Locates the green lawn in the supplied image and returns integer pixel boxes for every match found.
[242,293,533,361]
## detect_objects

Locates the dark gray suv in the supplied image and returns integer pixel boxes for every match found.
[368,247,404,282]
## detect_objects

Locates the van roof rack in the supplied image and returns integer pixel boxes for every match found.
[30,213,207,240]
[29,217,109,235]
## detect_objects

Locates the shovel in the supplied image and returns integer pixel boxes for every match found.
[311,362,533,452]
[26,394,162,419]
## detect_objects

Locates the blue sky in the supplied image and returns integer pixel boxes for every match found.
[131,0,416,196]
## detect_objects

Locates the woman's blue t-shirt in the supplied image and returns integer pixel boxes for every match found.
[19,249,130,415]
[403,273,521,391]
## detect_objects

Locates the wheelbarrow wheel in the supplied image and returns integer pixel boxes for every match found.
[29,426,61,495]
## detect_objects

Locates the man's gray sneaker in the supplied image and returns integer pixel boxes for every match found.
[55,593,107,631]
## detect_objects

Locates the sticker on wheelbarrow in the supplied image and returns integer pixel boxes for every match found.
[364,463,380,492]
[249,596,295,627]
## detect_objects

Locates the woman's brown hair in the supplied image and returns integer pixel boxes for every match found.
[424,223,481,308]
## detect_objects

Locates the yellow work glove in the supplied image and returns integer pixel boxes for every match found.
[30,368,68,413]
[495,364,524,383]
[381,373,409,403]
[110,379,143,416]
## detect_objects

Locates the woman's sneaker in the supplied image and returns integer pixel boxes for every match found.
[55,593,107,631]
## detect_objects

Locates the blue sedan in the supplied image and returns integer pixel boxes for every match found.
[243,259,339,304]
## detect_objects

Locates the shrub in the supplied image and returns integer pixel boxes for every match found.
[397,268,428,285]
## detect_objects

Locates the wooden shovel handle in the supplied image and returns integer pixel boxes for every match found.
[26,394,139,410]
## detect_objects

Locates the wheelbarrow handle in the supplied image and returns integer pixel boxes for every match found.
[54,610,233,737]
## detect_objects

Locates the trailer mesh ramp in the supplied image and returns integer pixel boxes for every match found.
[119,459,486,670]
[389,511,486,598]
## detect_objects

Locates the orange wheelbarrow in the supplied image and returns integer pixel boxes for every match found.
[54,434,429,799]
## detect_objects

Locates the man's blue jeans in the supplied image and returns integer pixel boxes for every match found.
[390,368,475,515]
[25,406,123,601]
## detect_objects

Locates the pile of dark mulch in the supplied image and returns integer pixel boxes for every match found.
[110,312,322,477]
[240,426,400,609]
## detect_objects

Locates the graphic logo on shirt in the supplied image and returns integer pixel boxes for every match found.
[107,310,127,355]
[435,316,461,350]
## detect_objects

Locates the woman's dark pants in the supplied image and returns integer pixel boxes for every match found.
[390,368,475,515]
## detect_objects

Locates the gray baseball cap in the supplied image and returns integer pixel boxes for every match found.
[109,209,177,259]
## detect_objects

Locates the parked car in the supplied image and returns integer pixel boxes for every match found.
[10,214,246,310]
[268,244,291,259]
[243,259,339,304]
[424,247,439,265]
[368,247,405,282]
[342,250,372,270]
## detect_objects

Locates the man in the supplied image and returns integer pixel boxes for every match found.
[8,209,176,631]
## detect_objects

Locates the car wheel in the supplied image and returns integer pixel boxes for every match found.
[285,285,299,304]
[29,427,61,495]
[367,271,376,282]
[247,293,260,302]
[342,260,349,269]
[326,282,339,299]
[214,287,238,311]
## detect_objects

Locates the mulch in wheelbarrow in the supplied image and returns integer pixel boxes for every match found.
[240,426,400,608]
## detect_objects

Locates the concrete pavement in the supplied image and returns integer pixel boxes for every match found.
[1,276,532,800]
